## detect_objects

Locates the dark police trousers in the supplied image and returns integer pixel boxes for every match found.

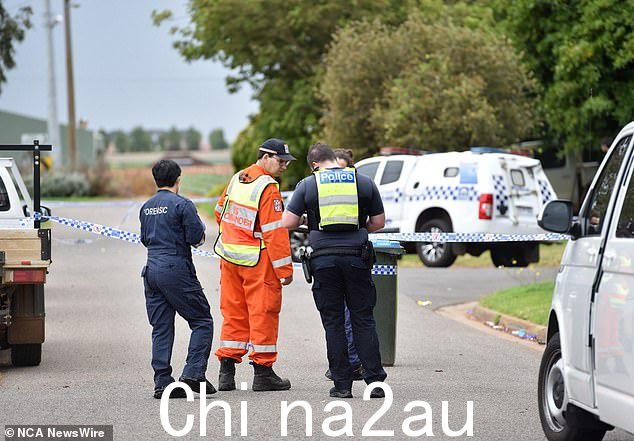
[311,254,387,391]
[143,256,213,389]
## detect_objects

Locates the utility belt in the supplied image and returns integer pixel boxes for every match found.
[299,241,376,283]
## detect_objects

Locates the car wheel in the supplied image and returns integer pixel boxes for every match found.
[11,343,42,367]
[416,218,456,267]
[538,333,606,441]
[289,230,309,263]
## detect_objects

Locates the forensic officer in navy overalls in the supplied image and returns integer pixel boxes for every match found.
[140,159,215,399]
[282,143,388,399]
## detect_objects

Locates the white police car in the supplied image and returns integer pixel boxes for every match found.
[355,149,557,267]
[536,122,634,441]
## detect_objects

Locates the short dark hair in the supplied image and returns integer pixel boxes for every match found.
[152,159,181,188]
[307,143,335,166]
[333,148,354,166]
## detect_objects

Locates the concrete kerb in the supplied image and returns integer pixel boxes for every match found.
[437,301,547,348]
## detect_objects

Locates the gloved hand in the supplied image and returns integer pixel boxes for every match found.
[280,275,293,286]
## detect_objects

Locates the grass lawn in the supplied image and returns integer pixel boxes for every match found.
[399,241,567,268]
[479,281,554,326]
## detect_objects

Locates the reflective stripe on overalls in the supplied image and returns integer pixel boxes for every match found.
[314,167,359,230]
[214,173,278,266]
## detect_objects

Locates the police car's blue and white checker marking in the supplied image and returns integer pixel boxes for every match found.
[492,174,509,215]
[538,179,553,205]
[409,186,478,202]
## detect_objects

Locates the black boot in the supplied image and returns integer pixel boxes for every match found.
[252,363,291,391]
[218,358,236,391]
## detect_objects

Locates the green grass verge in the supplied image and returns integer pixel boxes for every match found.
[479,281,554,326]
[399,242,567,268]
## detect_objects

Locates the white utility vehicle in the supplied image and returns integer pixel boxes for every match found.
[0,143,52,366]
[355,149,557,267]
[537,122,634,440]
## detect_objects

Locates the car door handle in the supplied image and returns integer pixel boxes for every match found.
[603,252,616,266]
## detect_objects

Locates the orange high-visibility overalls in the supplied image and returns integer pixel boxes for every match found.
[214,164,293,366]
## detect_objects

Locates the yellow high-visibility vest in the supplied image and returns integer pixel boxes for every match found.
[314,167,359,231]
[214,173,277,266]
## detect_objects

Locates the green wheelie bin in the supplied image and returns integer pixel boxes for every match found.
[370,239,405,366]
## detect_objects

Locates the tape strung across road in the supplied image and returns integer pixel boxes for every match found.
[369,231,569,242]
[36,213,569,276]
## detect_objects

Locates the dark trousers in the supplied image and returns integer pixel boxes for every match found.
[311,254,387,391]
[143,258,213,389]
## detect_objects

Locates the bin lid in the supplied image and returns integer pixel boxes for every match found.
[370,238,406,254]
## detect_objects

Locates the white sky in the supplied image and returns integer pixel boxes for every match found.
[0,0,258,142]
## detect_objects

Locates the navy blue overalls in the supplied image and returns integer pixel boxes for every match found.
[140,189,213,389]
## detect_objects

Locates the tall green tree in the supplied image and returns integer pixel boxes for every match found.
[208,128,228,150]
[154,0,412,187]
[185,127,202,151]
[159,126,182,151]
[129,126,152,152]
[496,0,634,151]
[112,130,131,153]
[0,4,31,94]
[321,12,535,155]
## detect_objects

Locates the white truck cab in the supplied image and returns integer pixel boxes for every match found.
[355,149,556,267]
[537,121,634,440]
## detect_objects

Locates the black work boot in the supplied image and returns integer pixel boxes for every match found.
[252,363,291,391]
[218,358,236,391]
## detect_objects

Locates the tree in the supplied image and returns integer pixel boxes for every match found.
[0,4,31,94]
[159,126,182,151]
[209,128,228,150]
[154,0,412,187]
[185,127,201,151]
[129,126,152,152]
[112,130,131,153]
[320,12,535,156]
[496,0,634,151]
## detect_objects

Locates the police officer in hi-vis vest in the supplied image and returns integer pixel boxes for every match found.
[282,143,388,398]
[214,138,295,392]
[140,159,215,399]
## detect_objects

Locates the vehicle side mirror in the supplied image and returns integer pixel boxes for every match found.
[538,200,572,234]
[40,205,52,217]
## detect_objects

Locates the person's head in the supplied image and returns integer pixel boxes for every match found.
[333,148,354,167]
[152,159,181,190]
[256,138,296,177]
[307,143,337,171]
[601,136,613,153]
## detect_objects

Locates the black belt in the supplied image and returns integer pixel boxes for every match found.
[310,247,362,258]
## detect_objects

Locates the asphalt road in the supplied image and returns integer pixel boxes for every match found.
[0,203,632,441]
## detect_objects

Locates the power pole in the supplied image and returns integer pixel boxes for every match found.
[44,0,61,167]
[64,0,77,171]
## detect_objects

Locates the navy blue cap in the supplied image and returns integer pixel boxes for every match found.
[259,138,296,161]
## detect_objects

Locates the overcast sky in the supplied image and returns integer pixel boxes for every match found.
[0,0,258,142]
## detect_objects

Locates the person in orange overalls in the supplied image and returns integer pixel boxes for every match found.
[213,138,295,392]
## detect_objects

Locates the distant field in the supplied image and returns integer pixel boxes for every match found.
[106,150,231,169]
[180,173,231,196]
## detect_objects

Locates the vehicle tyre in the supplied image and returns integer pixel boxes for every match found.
[416,218,456,267]
[11,344,42,367]
[289,230,310,263]
[538,333,606,441]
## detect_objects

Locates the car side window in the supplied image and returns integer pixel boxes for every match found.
[380,160,404,185]
[357,162,380,181]
[0,179,9,212]
[615,166,634,238]
[582,135,631,236]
